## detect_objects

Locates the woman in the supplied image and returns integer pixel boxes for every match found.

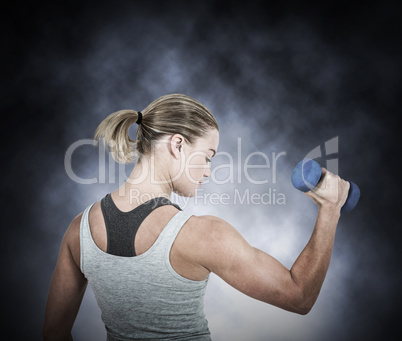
[43,94,350,340]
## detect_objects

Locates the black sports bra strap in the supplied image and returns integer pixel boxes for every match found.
[100,194,182,257]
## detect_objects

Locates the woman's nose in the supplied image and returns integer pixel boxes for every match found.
[203,165,211,178]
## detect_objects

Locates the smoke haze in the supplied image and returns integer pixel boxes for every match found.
[2,1,400,340]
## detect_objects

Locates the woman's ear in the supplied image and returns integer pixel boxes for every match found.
[170,134,184,159]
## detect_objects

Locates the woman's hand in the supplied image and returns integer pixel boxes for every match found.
[304,167,350,212]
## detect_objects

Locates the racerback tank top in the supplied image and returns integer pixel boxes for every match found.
[100,194,182,257]
[80,194,211,341]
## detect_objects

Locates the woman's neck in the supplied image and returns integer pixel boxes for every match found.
[114,156,173,204]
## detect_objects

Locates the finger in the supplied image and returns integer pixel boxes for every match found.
[315,167,330,190]
[304,191,312,197]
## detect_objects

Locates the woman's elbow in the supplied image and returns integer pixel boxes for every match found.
[294,303,313,315]
[282,301,313,315]
[293,294,316,315]
[285,288,315,315]
[263,291,314,315]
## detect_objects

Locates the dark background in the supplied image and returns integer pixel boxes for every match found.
[2,1,401,340]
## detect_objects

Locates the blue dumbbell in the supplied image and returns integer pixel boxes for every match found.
[291,159,360,213]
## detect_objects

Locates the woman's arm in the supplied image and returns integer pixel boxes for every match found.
[42,213,87,341]
[191,169,349,315]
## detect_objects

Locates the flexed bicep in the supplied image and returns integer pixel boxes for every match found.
[196,216,305,314]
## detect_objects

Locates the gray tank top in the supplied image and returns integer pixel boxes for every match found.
[80,200,211,341]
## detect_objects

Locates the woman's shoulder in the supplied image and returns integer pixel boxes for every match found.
[63,211,84,241]
[179,214,251,275]
[184,214,242,244]
[188,214,236,230]
[67,198,99,232]
[61,205,93,268]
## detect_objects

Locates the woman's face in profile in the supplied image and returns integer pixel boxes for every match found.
[175,129,219,197]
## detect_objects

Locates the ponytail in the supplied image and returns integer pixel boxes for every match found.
[94,109,141,164]
[94,94,219,165]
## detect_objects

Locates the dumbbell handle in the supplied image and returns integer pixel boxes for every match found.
[291,159,360,213]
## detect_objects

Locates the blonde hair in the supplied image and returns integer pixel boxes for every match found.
[94,93,219,163]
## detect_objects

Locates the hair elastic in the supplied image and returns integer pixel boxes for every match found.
[136,111,142,125]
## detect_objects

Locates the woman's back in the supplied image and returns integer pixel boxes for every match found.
[82,193,211,340]
[88,192,211,281]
